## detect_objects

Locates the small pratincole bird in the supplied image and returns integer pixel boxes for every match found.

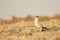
[34,16,47,32]
[34,16,41,27]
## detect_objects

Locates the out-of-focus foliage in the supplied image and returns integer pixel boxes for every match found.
[0,14,60,24]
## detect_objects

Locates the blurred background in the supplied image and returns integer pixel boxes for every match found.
[0,0,60,19]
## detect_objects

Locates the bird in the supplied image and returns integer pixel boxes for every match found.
[34,16,48,32]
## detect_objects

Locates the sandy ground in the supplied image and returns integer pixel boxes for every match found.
[0,21,60,40]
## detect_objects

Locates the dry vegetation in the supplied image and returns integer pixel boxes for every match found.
[0,14,60,40]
